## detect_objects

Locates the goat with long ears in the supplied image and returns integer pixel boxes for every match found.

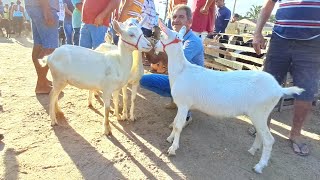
[44,18,152,136]
[155,19,304,174]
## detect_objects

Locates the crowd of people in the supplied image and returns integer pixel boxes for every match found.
[0,0,319,158]
[0,0,31,37]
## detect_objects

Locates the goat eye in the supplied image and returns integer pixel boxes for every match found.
[130,34,135,37]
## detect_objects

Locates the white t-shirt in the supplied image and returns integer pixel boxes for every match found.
[141,0,158,30]
[57,0,65,21]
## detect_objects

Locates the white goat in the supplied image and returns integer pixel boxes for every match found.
[155,20,304,174]
[94,44,143,121]
[92,18,145,121]
[43,19,152,135]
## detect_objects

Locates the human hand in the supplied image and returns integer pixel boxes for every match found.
[44,11,55,27]
[200,6,209,15]
[252,32,266,55]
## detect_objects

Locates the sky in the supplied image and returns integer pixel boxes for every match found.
[224,0,279,16]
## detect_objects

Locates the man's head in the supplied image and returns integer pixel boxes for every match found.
[232,13,240,22]
[17,0,21,5]
[216,0,225,8]
[170,4,192,33]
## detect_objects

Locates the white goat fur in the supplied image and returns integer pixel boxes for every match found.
[94,43,144,121]
[44,19,151,135]
[155,21,304,174]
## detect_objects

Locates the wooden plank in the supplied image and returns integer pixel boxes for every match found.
[203,39,268,54]
[204,46,265,65]
[205,55,261,70]
[204,61,234,71]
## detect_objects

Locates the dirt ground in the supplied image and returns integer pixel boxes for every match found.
[0,36,320,180]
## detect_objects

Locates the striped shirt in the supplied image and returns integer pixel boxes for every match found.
[118,0,144,22]
[141,0,158,30]
[273,0,320,40]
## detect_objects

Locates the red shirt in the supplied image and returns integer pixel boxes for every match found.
[82,0,112,27]
[191,0,215,33]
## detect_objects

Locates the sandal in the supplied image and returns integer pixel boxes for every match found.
[290,139,310,156]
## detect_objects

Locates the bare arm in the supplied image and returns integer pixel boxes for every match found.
[64,3,73,16]
[118,0,134,21]
[252,0,276,54]
[94,0,121,26]
[200,0,215,14]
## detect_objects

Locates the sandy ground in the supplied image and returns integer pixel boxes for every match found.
[0,36,320,180]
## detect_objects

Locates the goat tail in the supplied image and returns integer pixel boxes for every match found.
[38,55,50,67]
[282,86,305,96]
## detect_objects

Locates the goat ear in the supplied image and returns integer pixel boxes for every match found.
[158,18,170,36]
[177,26,186,40]
[139,16,147,27]
[112,20,123,34]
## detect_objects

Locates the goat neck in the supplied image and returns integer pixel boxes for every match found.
[165,41,186,79]
[117,39,135,80]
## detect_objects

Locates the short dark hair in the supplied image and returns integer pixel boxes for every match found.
[171,4,192,20]
[234,13,240,18]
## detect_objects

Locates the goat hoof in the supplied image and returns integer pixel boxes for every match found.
[104,128,112,136]
[117,115,123,121]
[120,115,128,121]
[51,120,58,126]
[248,148,256,156]
[167,146,176,156]
[129,115,135,121]
[166,136,174,143]
[88,104,93,108]
[253,164,264,174]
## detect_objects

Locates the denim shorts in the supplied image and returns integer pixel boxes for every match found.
[79,24,107,49]
[264,34,320,101]
[25,6,59,49]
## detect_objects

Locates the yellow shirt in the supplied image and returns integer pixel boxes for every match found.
[118,0,144,22]
[225,21,239,34]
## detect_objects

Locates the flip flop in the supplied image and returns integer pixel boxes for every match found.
[291,140,310,156]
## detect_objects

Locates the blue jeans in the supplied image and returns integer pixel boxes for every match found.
[140,74,172,97]
[140,74,192,117]
[64,20,73,45]
[80,24,107,49]
[265,34,320,101]
[73,27,80,46]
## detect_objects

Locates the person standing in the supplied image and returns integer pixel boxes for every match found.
[252,0,320,156]
[225,13,240,35]
[25,0,59,94]
[191,0,215,41]
[71,0,82,45]
[12,0,25,37]
[79,0,120,49]
[214,0,231,33]
[114,0,144,45]
[141,0,158,37]
[63,0,74,44]
[58,0,66,45]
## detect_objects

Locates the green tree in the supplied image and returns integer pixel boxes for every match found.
[269,14,276,23]
[245,5,262,21]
